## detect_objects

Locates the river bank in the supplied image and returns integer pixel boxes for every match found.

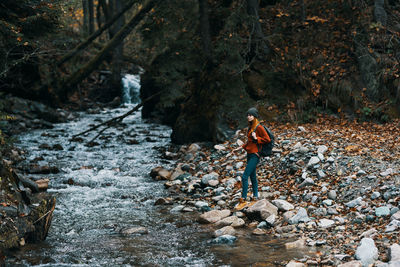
[151,116,400,266]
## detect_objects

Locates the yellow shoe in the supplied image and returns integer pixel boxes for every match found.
[247,197,259,208]
[234,198,248,211]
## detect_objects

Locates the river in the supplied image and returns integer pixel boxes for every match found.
[6,76,313,266]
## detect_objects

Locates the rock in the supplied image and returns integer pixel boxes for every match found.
[288,208,310,224]
[318,219,335,228]
[345,197,363,208]
[215,216,245,228]
[195,201,209,209]
[391,211,400,221]
[317,170,326,178]
[389,244,400,262]
[371,192,381,200]
[338,261,362,267]
[199,209,231,224]
[317,145,328,154]
[208,179,219,187]
[355,238,378,266]
[322,199,333,206]
[214,226,236,237]
[271,199,294,211]
[235,162,244,169]
[120,226,148,235]
[170,168,185,180]
[376,206,391,217]
[299,178,314,188]
[170,205,185,212]
[360,228,377,238]
[252,228,266,235]
[380,168,393,177]
[307,156,320,166]
[283,210,297,223]
[285,238,306,249]
[214,144,226,150]
[265,214,276,226]
[286,260,306,267]
[201,172,219,185]
[150,166,171,180]
[245,199,278,221]
[211,234,237,244]
[385,220,400,232]
[154,198,170,205]
[187,143,201,153]
[298,126,306,132]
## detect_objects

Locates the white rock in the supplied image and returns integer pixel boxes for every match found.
[214,144,226,150]
[360,228,377,238]
[317,145,328,154]
[199,209,231,224]
[307,156,320,166]
[298,126,306,132]
[215,216,245,228]
[380,168,393,177]
[327,156,335,163]
[293,142,302,149]
[338,261,362,267]
[318,153,325,161]
[390,244,400,262]
[195,201,209,209]
[392,211,400,221]
[170,205,185,212]
[318,219,335,228]
[286,260,306,267]
[355,238,378,266]
[285,238,306,249]
[208,179,219,187]
[120,227,148,235]
[271,199,294,211]
[236,139,244,146]
[214,226,236,237]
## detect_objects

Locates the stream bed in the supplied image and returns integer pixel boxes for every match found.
[7,105,313,266]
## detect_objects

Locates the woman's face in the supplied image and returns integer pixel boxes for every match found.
[247,114,254,122]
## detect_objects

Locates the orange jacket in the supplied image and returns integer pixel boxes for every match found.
[242,124,271,154]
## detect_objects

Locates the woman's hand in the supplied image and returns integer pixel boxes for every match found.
[251,132,257,140]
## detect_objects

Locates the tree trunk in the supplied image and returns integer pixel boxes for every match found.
[109,0,125,99]
[198,0,212,60]
[57,0,136,67]
[57,0,159,101]
[246,0,269,62]
[88,0,95,34]
[82,0,89,35]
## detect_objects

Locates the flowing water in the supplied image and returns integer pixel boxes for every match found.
[6,77,316,266]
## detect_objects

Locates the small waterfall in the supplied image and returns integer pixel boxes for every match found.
[122,74,141,104]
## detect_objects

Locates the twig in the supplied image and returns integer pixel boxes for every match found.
[33,208,54,224]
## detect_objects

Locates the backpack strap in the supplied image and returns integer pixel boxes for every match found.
[252,123,262,156]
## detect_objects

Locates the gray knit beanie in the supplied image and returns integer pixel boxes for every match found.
[247,107,259,118]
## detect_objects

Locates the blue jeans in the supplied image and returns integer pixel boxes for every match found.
[241,153,260,199]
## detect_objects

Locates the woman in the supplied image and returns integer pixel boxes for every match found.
[234,107,271,210]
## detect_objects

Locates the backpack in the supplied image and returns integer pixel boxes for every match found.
[253,124,275,157]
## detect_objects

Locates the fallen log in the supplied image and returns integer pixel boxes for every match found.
[73,89,166,142]
[35,179,50,191]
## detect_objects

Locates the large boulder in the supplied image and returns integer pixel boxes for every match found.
[245,199,278,221]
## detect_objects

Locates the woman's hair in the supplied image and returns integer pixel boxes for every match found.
[248,118,260,133]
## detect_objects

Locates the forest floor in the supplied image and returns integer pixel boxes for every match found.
[154,116,400,266]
